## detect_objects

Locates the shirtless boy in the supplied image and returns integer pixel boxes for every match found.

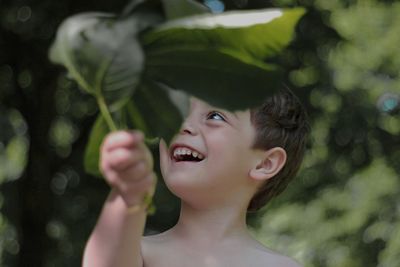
[83,89,310,267]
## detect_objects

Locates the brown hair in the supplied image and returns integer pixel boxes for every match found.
[248,87,310,211]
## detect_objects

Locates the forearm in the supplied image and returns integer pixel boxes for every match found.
[83,189,146,267]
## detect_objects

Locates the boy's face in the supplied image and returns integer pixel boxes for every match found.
[160,98,263,208]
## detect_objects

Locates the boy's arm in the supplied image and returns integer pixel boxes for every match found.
[83,190,147,267]
[82,131,155,267]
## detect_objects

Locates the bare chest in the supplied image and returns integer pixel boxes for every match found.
[144,255,262,267]
[143,245,270,267]
[141,235,295,267]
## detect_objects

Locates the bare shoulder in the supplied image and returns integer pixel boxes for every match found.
[141,231,182,267]
[141,231,174,257]
[141,234,163,266]
[141,231,170,250]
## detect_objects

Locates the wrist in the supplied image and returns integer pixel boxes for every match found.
[126,192,155,215]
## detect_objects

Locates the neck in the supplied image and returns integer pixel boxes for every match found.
[170,200,251,249]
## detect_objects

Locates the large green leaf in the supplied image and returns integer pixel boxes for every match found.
[49,9,163,133]
[161,0,211,20]
[57,6,305,175]
[83,100,151,177]
[50,13,148,111]
[132,80,183,142]
[144,47,282,110]
[141,8,305,110]
[145,8,304,59]
[84,82,183,177]
[84,114,109,177]
[120,0,147,17]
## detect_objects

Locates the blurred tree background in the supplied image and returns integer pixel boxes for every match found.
[0,0,399,266]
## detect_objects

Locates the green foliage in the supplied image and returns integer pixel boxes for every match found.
[0,110,29,265]
[0,109,28,183]
[49,11,162,131]
[83,115,109,177]
[49,0,304,176]
[144,48,282,109]
[84,82,182,177]
[146,8,304,60]
[250,1,400,266]
[142,8,305,109]
[255,160,400,267]
[3,0,400,266]
[161,0,211,19]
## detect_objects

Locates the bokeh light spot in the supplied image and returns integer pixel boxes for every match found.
[17,6,32,22]
[51,173,68,195]
[17,70,32,89]
[204,0,225,13]
[377,93,399,113]
[46,221,67,240]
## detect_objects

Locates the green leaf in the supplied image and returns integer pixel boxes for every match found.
[161,0,211,20]
[49,10,163,132]
[84,83,182,176]
[50,13,147,111]
[84,115,110,177]
[131,81,183,142]
[144,8,305,59]
[83,100,152,177]
[120,0,146,17]
[144,47,282,110]
[141,8,305,109]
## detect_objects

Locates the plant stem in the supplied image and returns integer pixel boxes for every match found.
[127,101,160,146]
[97,96,118,131]
[127,100,149,133]
[97,95,155,214]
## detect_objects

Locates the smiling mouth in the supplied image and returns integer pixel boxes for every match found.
[172,146,205,162]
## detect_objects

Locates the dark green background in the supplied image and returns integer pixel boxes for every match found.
[1,0,399,266]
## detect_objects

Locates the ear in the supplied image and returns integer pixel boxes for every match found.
[249,147,287,182]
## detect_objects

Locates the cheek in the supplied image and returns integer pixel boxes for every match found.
[159,157,168,181]
[207,144,252,179]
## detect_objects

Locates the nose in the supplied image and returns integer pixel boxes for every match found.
[179,97,202,135]
[179,118,198,135]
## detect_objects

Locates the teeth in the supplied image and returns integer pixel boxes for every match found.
[173,146,205,160]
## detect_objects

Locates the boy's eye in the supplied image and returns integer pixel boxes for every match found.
[206,111,226,121]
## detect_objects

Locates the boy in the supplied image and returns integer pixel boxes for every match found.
[83,88,309,267]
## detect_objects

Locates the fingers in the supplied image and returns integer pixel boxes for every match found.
[102,147,145,172]
[100,131,147,172]
[101,131,143,152]
[99,130,157,209]
[100,130,154,185]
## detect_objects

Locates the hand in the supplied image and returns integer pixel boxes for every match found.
[100,131,155,208]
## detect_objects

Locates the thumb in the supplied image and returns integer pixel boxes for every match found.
[159,138,170,174]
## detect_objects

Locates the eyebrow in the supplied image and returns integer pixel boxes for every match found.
[219,109,238,120]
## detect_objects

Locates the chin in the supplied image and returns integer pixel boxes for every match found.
[164,172,196,193]
[163,172,210,202]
